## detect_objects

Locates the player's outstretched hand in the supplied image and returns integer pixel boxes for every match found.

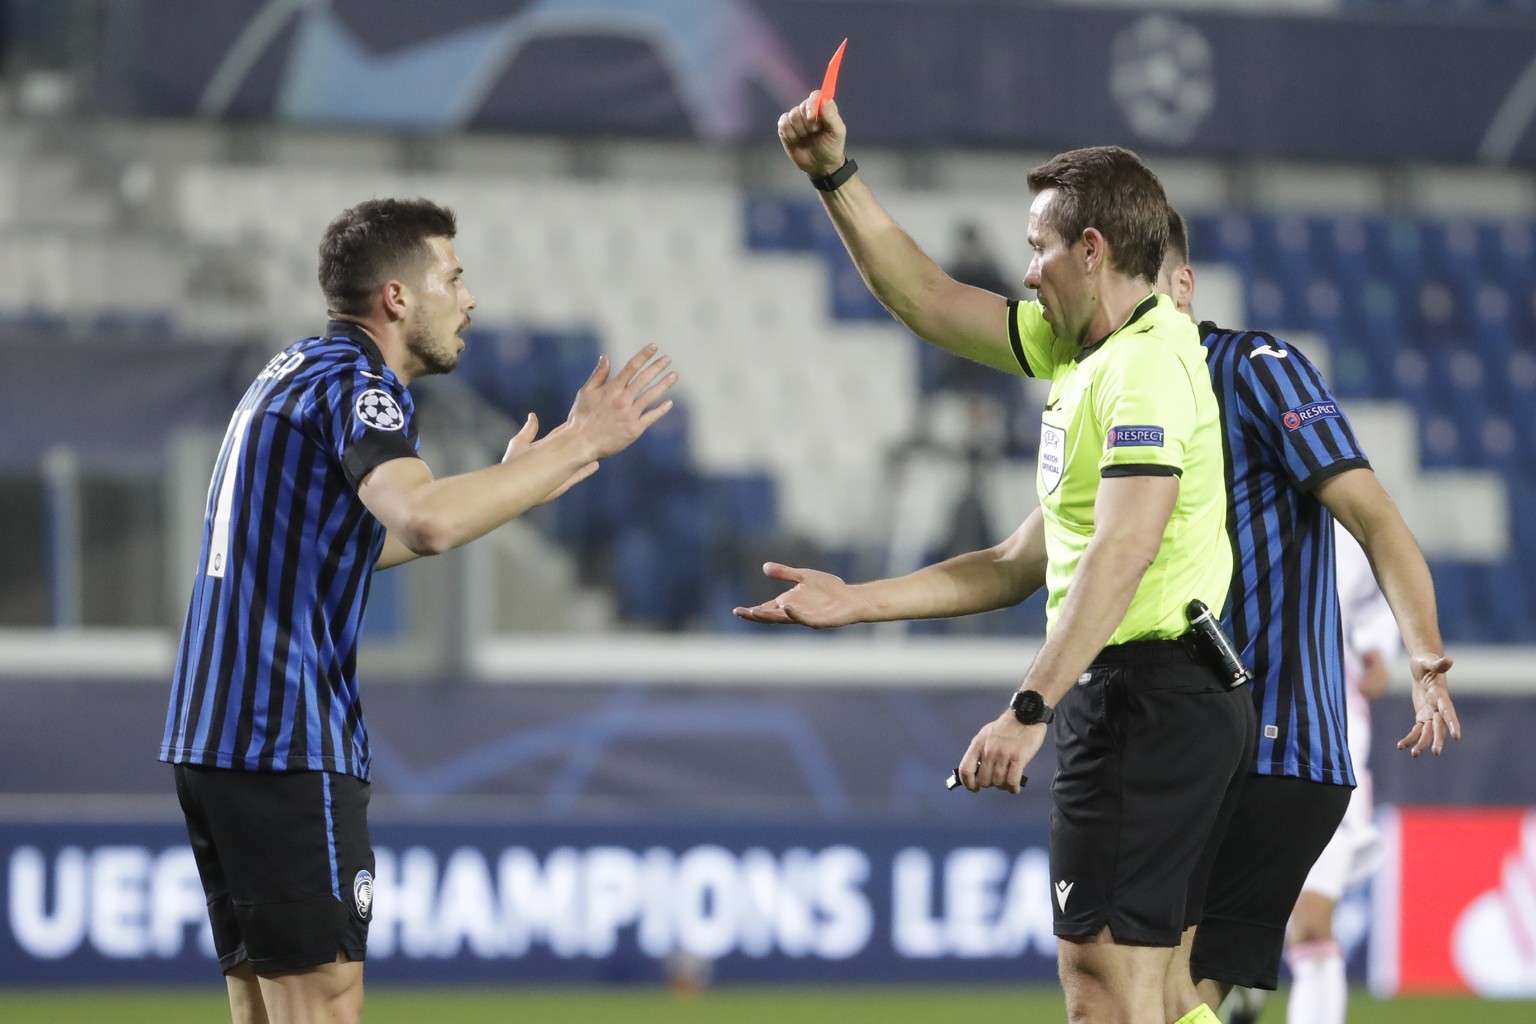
[1397,652,1460,756]
[564,344,677,460]
[778,95,847,178]
[501,413,597,505]
[733,562,866,628]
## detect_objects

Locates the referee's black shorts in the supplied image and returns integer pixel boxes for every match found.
[1050,638,1255,946]
[173,764,374,975]
[1190,773,1352,990]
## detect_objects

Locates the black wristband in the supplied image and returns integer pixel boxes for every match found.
[810,158,858,193]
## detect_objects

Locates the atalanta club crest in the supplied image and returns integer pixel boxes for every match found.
[354,869,374,919]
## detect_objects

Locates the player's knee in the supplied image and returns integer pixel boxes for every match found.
[1287,892,1335,946]
[328,967,365,1024]
[1059,953,1131,1021]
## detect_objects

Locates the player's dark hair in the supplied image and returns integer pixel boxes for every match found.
[1166,207,1191,266]
[1027,146,1169,283]
[319,198,457,317]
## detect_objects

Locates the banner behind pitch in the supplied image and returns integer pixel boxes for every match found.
[1,819,1065,984]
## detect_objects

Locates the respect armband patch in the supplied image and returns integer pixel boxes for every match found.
[1105,425,1164,449]
[1282,400,1340,432]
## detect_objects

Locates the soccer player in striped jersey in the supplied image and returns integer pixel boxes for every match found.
[1155,212,1459,1017]
[161,198,676,1024]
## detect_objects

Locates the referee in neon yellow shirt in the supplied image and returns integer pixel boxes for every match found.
[736,95,1254,1024]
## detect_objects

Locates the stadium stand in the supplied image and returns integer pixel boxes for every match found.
[0,119,1526,639]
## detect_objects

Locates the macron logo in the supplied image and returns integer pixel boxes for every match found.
[1055,880,1074,912]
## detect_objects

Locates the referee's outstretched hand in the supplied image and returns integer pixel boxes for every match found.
[778,93,847,179]
[732,562,867,628]
[563,344,677,461]
[1397,653,1460,757]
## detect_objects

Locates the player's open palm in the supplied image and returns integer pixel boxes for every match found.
[1399,652,1460,756]
[778,95,847,178]
[733,562,865,628]
[565,344,677,460]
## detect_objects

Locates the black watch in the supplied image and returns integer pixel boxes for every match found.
[1009,690,1055,725]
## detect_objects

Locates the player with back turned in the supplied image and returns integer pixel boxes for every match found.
[160,198,677,1024]
[1154,214,1458,1018]
[741,90,1252,1024]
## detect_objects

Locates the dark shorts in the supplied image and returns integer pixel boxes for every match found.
[1050,639,1255,947]
[1190,773,1352,990]
[174,764,374,975]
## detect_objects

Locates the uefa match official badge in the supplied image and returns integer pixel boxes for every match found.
[353,870,374,919]
[1039,422,1066,494]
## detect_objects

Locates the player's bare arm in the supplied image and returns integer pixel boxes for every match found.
[777,94,1017,371]
[374,412,597,570]
[959,475,1177,794]
[360,345,675,557]
[1315,467,1460,754]
[734,507,1048,627]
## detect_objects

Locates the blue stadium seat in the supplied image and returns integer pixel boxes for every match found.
[744,195,820,253]
[1431,348,1492,467]
[1184,213,1224,265]
[1425,561,1472,642]
[1472,282,1516,368]
[1482,562,1533,643]
[1245,215,1314,329]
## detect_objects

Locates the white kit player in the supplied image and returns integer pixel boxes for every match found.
[1284,521,1401,1023]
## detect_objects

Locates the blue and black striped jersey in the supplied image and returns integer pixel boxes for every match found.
[1202,323,1370,786]
[161,322,420,780]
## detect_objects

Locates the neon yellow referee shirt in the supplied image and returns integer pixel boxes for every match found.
[1007,292,1232,644]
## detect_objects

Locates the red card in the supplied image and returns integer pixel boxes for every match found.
[813,38,847,119]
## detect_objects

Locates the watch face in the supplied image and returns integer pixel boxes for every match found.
[1012,691,1044,722]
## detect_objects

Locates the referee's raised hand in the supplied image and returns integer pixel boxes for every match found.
[563,343,677,461]
[1397,653,1460,757]
[778,93,847,178]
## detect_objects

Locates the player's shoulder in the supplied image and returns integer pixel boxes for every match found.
[1198,322,1321,370]
[294,332,401,391]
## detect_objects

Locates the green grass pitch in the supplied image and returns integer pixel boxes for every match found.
[3,986,1534,1023]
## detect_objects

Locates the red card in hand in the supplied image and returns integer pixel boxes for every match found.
[813,38,847,119]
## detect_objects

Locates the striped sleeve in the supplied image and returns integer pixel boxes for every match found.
[1233,338,1369,490]
[313,368,421,490]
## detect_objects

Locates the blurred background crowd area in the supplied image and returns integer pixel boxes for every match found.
[0,0,1530,649]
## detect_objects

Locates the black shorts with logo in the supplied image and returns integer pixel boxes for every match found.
[1190,773,1353,990]
[1050,638,1256,946]
[173,764,374,974]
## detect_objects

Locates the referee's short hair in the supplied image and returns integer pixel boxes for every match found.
[319,198,458,317]
[1027,146,1169,284]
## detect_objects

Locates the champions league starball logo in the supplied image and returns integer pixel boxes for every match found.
[1109,15,1215,146]
[356,389,405,431]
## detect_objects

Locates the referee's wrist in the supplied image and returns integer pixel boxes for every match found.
[810,157,858,193]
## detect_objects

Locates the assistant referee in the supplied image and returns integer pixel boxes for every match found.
[769,96,1252,1024]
